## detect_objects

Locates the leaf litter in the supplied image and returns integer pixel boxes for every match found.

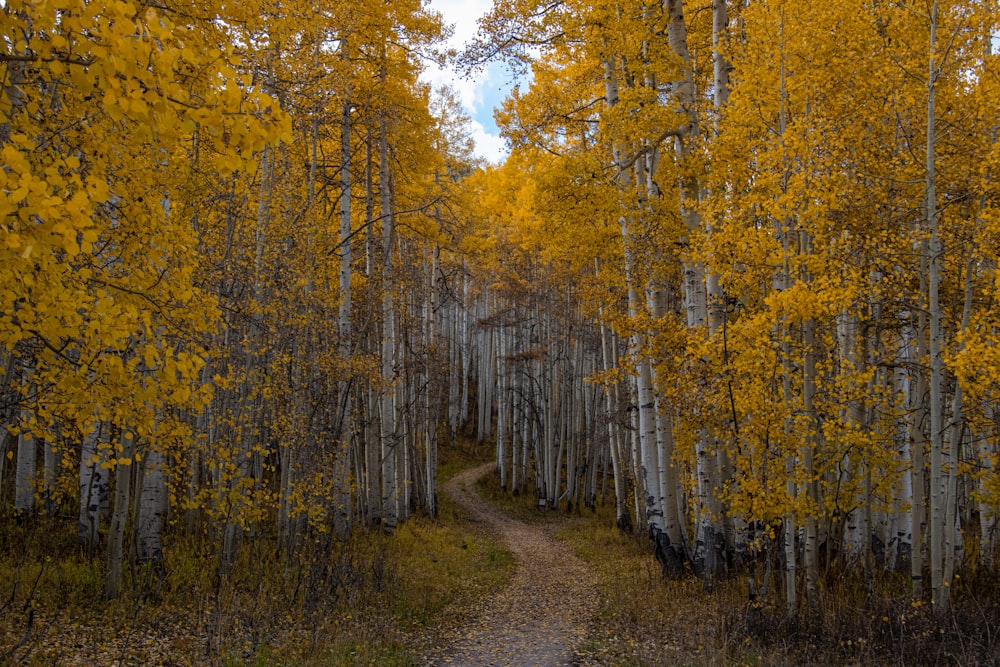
[421,464,599,667]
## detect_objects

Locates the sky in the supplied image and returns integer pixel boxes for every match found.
[420,0,515,165]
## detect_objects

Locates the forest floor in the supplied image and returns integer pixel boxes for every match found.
[6,450,1000,665]
[0,444,518,666]
[419,463,598,667]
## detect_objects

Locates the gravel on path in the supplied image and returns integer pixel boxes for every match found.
[422,463,599,667]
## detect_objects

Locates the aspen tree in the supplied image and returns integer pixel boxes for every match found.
[78,422,105,553]
[136,445,166,566]
[605,56,670,563]
[106,428,135,599]
[379,106,400,533]
[925,0,948,613]
[462,0,1000,627]
[14,367,35,519]
[597,258,633,531]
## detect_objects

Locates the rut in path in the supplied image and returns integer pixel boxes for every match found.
[423,463,598,667]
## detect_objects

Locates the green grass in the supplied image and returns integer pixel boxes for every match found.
[437,438,491,486]
[473,466,595,525]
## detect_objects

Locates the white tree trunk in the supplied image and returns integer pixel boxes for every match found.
[338,97,354,374]
[773,12,796,614]
[331,98,356,540]
[628,381,645,533]
[597,279,631,531]
[925,0,947,613]
[802,316,819,605]
[460,265,472,429]
[78,422,106,553]
[980,403,998,566]
[942,250,975,602]
[425,244,441,517]
[511,358,521,496]
[894,327,915,568]
[379,114,399,533]
[14,369,35,520]
[136,446,165,565]
[912,291,929,597]
[496,302,508,490]
[106,428,135,599]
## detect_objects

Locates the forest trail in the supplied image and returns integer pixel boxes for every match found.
[422,463,599,666]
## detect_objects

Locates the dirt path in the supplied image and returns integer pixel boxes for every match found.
[422,464,598,667]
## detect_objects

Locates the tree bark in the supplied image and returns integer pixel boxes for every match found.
[379,111,399,534]
[941,248,975,608]
[78,422,106,554]
[106,428,135,599]
[596,264,631,531]
[136,446,165,566]
[14,367,34,520]
[925,0,946,614]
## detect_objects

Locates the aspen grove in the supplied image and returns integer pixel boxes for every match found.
[462,0,1000,618]
[2,0,1000,635]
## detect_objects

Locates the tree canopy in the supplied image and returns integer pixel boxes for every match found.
[3,0,1000,629]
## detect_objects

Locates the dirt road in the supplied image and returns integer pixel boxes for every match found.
[422,464,598,667]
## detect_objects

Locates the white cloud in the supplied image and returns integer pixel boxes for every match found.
[422,0,510,163]
[432,0,490,49]
[422,66,481,115]
[469,120,508,165]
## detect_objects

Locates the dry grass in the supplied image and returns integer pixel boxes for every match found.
[476,468,1000,666]
[0,441,515,666]
[7,452,999,666]
[560,516,1000,666]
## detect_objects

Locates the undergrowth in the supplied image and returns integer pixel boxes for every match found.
[0,441,514,666]
[474,467,594,525]
[476,466,1000,666]
[9,450,998,666]
[562,517,1000,665]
